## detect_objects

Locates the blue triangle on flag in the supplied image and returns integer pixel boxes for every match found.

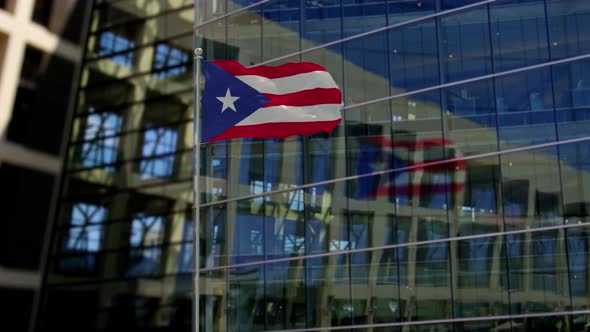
[201,61,270,142]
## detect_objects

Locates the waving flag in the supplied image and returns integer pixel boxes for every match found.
[201,60,342,142]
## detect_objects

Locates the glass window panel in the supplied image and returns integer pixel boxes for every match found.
[152,43,190,79]
[76,112,122,171]
[455,156,503,236]
[388,0,435,25]
[553,59,590,140]
[139,126,179,179]
[343,0,387,37]
[391,90,442,144]
[305,254,352,328]
[344,31,390,106]
[547,0,590,60]
[197,0,225,24]
[501,147,563,230]
[504,230,570,315]
[454,234,510,319]
[495,68,556,149]
[346,101,392,201]
[127,214,164,276]
[227,264,265,331]
[440,6,492,82]
[265,261,306,330]
[95,31,136,66]
[227,7,262,65]
[262,0,300,62]
[490,0,550,72]
[60,203,107,272]
[440,0,489,10]
[401,241,452,322]
[197,20,230,60]
[566,227,590,310]
[390,19,439,93]
[303,0,342,45]
[443,78,498,156]
[559,141,590,224]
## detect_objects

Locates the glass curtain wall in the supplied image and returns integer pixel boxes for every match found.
[38,0,590,332]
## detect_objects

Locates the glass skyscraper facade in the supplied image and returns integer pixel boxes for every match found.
[37,0,590,331]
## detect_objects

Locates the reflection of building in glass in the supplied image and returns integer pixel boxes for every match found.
[36,1,590,332]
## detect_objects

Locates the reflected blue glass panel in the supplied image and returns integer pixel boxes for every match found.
[490,0,549,72]
[567,228,590,308]
[262,0,300,61]
[344,31,389,105]
[152,43,190,79]
[553,60,590,140]
[228,265,265,331]
[388,0,435,25]
[61,203,107,272]
[127,214,164,277]
[97,31,135,66]
[390,19,439,92]
[139,126,178,179]
[343,0,387,37]
[303,0,342,44]
[440,6,492,82]
[495,68,556,148]
[547,0,590,60]
[79,112,122,170]
[441,0,490,10]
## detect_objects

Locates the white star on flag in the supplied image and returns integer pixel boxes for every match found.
[216,88,240,113]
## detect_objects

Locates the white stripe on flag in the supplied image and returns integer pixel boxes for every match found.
[236,104,342,126]
[237,71,338,95]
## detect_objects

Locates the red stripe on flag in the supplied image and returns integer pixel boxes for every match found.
[208,119,341,142]
[211,60,328,79]
[261,88,342,107]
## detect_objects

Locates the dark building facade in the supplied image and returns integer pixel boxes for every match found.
[37,0,590,332]
[0,1,92,332]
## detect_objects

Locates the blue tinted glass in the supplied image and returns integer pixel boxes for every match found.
[390,19,439,92]
[388,0,435,25]
[127,214,163,276]
[490,0,549,72]
[80,112,122,170]
[495,68,556,148]
[547,0,590,60]
[553,59,590,140]
[343,0,387,37]
[262,0,300,61]
[139,126,178,178]
[152,44,189,78]
[344,31,389,105]
[443,79,498,155]
[66,203,106,252]
[440,6,492,82]
[97,31,135,66]
[303,0,342,44]
[441,0,489,10]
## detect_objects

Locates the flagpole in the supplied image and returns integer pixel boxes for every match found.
[193,47,203,332]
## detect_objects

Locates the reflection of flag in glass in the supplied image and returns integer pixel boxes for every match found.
[354,135,466,200]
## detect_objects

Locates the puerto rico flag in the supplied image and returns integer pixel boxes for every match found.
[201,60,342,142]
